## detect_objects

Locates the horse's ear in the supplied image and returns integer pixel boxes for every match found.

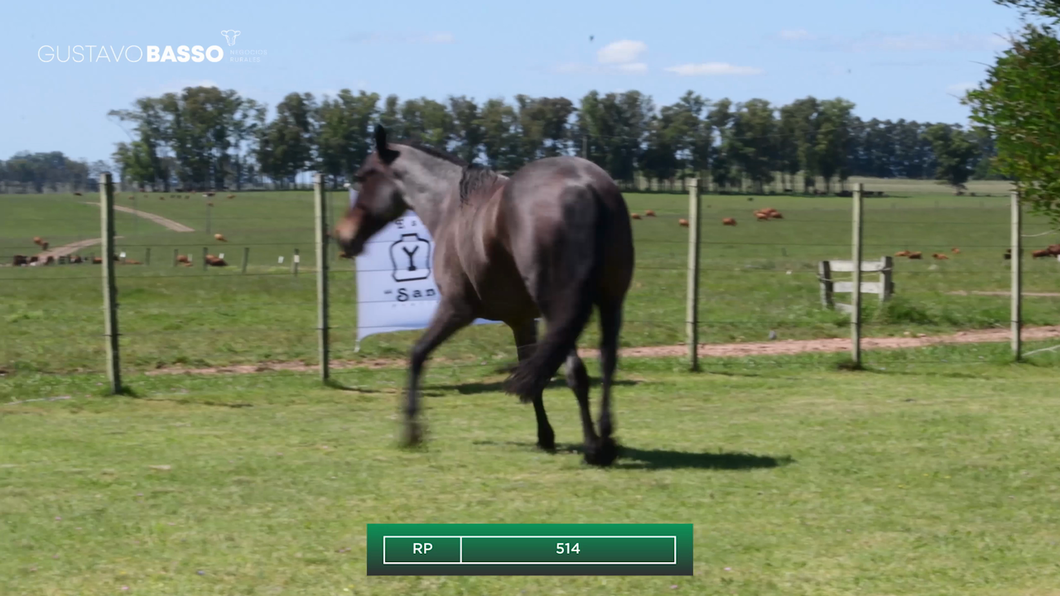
[374,125,388,150]
[375,125,399,164]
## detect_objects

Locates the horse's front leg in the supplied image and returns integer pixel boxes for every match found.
[404,299,474,446]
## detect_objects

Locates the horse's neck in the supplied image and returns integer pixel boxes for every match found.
[397,152,462,235]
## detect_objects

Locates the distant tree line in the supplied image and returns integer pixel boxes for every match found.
[2,87,1006,195]
[0,152,109,193]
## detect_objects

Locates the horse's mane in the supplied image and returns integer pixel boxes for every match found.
[398,141,501,205]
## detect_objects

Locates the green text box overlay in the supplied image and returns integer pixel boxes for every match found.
[367,524,692,576]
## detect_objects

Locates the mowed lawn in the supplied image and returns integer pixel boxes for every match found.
[2,180,1059,375]
[3,347,1060,595]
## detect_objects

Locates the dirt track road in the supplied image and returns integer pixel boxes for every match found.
[82,202,195,232]
[144,325,1060,377]
[35,237,124,260]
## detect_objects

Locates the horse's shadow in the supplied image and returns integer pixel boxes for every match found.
[474,440,792,471]
[425,378,640,396]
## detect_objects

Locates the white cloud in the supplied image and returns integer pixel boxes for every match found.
[664,62,764,76]
[779,29,816,41]
[850,33,1007,52]
[597,40,647,64]
[947,82,977,94]
[779,30,1010,53]
[617,62,648,73]
[554,62,588,74]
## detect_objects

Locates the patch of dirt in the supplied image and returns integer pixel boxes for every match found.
[138,325,1060,377]
[604,325,1060,359]
[82,202,195,232]
[35,237,124,260]
[948,290,1060,298]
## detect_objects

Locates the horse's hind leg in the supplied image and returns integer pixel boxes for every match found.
[511,319,554,451]
[565,350,601,464]
[593,299,623,467]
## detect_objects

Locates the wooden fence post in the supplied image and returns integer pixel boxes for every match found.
[145,247,151,266]
[173,248,178,267]
[314,173,330,382]
[818,261,834,308]
[293,248,300,277]
[99,173,122,394]
[880,256,894,304]
[202,246,208,271]
[686,178,701,371]
[1011,190,1022,360]
[241,246,250,274]
[851,183,864,366]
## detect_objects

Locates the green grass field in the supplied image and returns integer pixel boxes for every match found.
[4,178,1060,595]
[4,345,1060,595]
[2,179,1057,375]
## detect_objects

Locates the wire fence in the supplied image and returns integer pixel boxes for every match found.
[2,174,1058,391]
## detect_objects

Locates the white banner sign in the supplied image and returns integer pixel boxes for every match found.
[351,190,499,347]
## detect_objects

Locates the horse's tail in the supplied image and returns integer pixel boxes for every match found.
[502,184,606,402]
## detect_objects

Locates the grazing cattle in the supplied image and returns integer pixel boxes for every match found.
[722,217,737,226]
[644,209,655,217]
[92,257,103,264]
[1032,249,1052,259]
[894,250,911,257]
[12,255,28,266]
[73,192,82,196]
[755,212,770,221]
[214,233,228,242]
[333,125,634,466]
[205,254,228,267]
[770,211,783,219]
[932,253,949,260]
[1048,244,1060,256]
[70,255,83,264]
[631,213,641,220]
[951,247,961,254]
[176,255,190,264]
[227,194,236,199]
[1004,249,1012,260]
[32,236,43,246]
[679,218,690,227]
[908,252,923,260]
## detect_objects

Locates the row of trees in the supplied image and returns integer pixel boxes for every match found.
[105,88,1001,195]
[1,88,1003,195]
[0,152,108,193]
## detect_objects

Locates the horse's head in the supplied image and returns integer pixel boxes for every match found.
[334,125,408,257]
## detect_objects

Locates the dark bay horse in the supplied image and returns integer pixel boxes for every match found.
[334,126,634,466]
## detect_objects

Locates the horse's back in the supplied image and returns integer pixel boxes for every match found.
[500,156,634,302]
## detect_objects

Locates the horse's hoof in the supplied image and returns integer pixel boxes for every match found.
[402,423,424,448]
[537,432,556,453]
[583,437,619,467]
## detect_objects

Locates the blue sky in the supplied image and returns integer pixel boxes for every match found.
[1,0,1023,163]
